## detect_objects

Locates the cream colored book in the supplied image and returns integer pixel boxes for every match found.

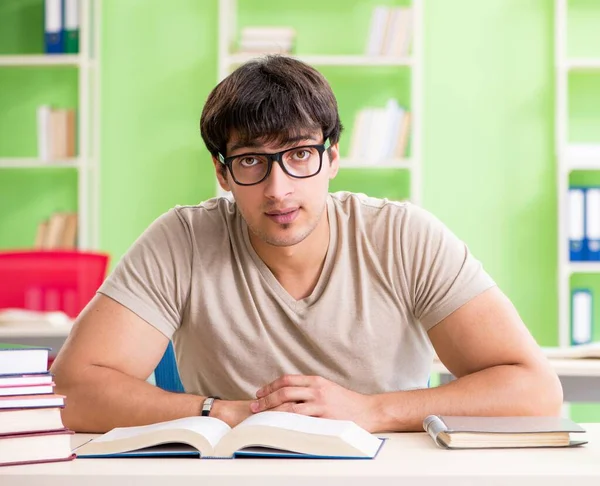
[74,411,384,459]
[423,415,587,449]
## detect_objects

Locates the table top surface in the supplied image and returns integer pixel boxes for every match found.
[1,423,599,485]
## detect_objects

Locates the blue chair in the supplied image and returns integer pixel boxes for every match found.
[154,341,184,393]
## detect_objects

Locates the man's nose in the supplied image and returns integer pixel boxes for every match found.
[263,161,294,200]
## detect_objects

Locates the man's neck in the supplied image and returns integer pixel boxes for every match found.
[249,210,330,299]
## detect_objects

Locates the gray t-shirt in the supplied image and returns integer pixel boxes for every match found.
[99,191,495,399]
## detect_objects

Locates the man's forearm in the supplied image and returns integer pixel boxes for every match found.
[56,364,206,433]
[371,364,563,432]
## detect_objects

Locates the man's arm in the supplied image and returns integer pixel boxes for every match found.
[251,287,563,432]
[52,294,251,433]
[370,286,563,431]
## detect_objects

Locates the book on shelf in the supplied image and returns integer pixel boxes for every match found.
[37,105,77,162]
[0,429,75,468]
[63,0,80,54]
[74,411,384,459]
[423,415,587,449]
[34,211,78,250]
[349,99,411,164]
[237,26,296,55]
[365,6,413,57]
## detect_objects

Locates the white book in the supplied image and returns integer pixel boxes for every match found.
[572,290,593,345]
[37,105,52,161]
[365,6,390,56]
[74,411,384,459]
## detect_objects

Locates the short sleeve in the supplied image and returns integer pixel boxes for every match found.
[401,204,496,331]
[97,209,193,338]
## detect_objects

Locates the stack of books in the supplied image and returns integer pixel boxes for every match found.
[34,212,78,250]
[237,27,296,55]
[0,343,74,467]
[365,5,413,57]
[348,98,411,164]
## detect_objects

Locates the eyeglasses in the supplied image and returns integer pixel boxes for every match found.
[217,139,331,186]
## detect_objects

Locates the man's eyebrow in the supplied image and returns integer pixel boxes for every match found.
[228,134,318,154]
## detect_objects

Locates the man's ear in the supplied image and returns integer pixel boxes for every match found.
[327,142,340,179]
[212,157,232,192]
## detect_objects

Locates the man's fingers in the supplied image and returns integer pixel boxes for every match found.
[256,374,317,398]
[270,401,321,416]
[252,387,313,412]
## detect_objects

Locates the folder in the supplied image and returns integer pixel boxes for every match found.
[571,289,593,345]
[44,0,64,54]
[568,187,586,261]
[63,0,79,54]
[585,187,600,260]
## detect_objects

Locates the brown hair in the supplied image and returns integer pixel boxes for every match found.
[200,55,343,163]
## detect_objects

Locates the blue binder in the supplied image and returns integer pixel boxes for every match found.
[569,187,586,261]
[44,0,64,54]
[585,187,600,261]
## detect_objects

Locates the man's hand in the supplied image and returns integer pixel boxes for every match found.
[250,375,377,432]
[212,400,254,428]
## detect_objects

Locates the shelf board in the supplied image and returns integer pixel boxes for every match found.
[561,144,600,170]
[565,58,600,70]
[0,54,81,67]
[227,54,413,67]
[569,262,600,273]
[339,158,411,169]
[0,158,79,168]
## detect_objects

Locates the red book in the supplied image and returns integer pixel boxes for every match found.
[0,429,75,467]
[0,406,65,436]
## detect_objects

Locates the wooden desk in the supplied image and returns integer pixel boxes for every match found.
[1,424,598,486]
[432,358,600,402]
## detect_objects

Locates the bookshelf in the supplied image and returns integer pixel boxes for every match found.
[555,0,600,348]
[216,0,423,205]
[0,0,101,250]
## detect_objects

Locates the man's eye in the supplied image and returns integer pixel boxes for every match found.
[240,157,259,167]
[294,150,310,160]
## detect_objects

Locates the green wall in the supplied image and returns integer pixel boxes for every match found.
[1,0,599,420]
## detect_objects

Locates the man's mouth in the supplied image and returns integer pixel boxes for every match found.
[265,208,299,224]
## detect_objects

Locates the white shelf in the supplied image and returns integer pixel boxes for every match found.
[565,58,600,70]
[0,158,79,168]
[0,54,81,67]
[226,53,413,67]
[568,262,600,273]
[340,158,411,169]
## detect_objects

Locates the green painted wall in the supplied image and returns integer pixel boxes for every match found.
[1,0,599,420]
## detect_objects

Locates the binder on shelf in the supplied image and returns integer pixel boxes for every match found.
[585,187,600,261]
[44,0,64,54]
[571,289,593,345]
[63,0,80,54]
[568,187,586,261]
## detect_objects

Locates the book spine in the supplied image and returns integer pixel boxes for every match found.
[63,0,80,54]
[422,415,447,448]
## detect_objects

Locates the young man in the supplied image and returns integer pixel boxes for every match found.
[52,55,562,433]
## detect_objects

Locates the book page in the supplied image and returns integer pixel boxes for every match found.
[94,416,231,450]
[236,412,355,436]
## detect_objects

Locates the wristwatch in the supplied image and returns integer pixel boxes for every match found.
[201,396,220,417]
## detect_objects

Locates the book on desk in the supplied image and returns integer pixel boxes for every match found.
[423,415,587,449]
[74,411,384,459]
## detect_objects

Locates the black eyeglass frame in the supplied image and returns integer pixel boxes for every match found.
[217,138,332,186]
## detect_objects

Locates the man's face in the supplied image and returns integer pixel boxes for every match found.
[214,133,339,248]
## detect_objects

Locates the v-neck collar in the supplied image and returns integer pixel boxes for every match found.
[240,195,338,313]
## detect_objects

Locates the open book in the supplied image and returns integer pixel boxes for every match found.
[74,411,384,459]
[423,415,587,449]
[541,342,600,359]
